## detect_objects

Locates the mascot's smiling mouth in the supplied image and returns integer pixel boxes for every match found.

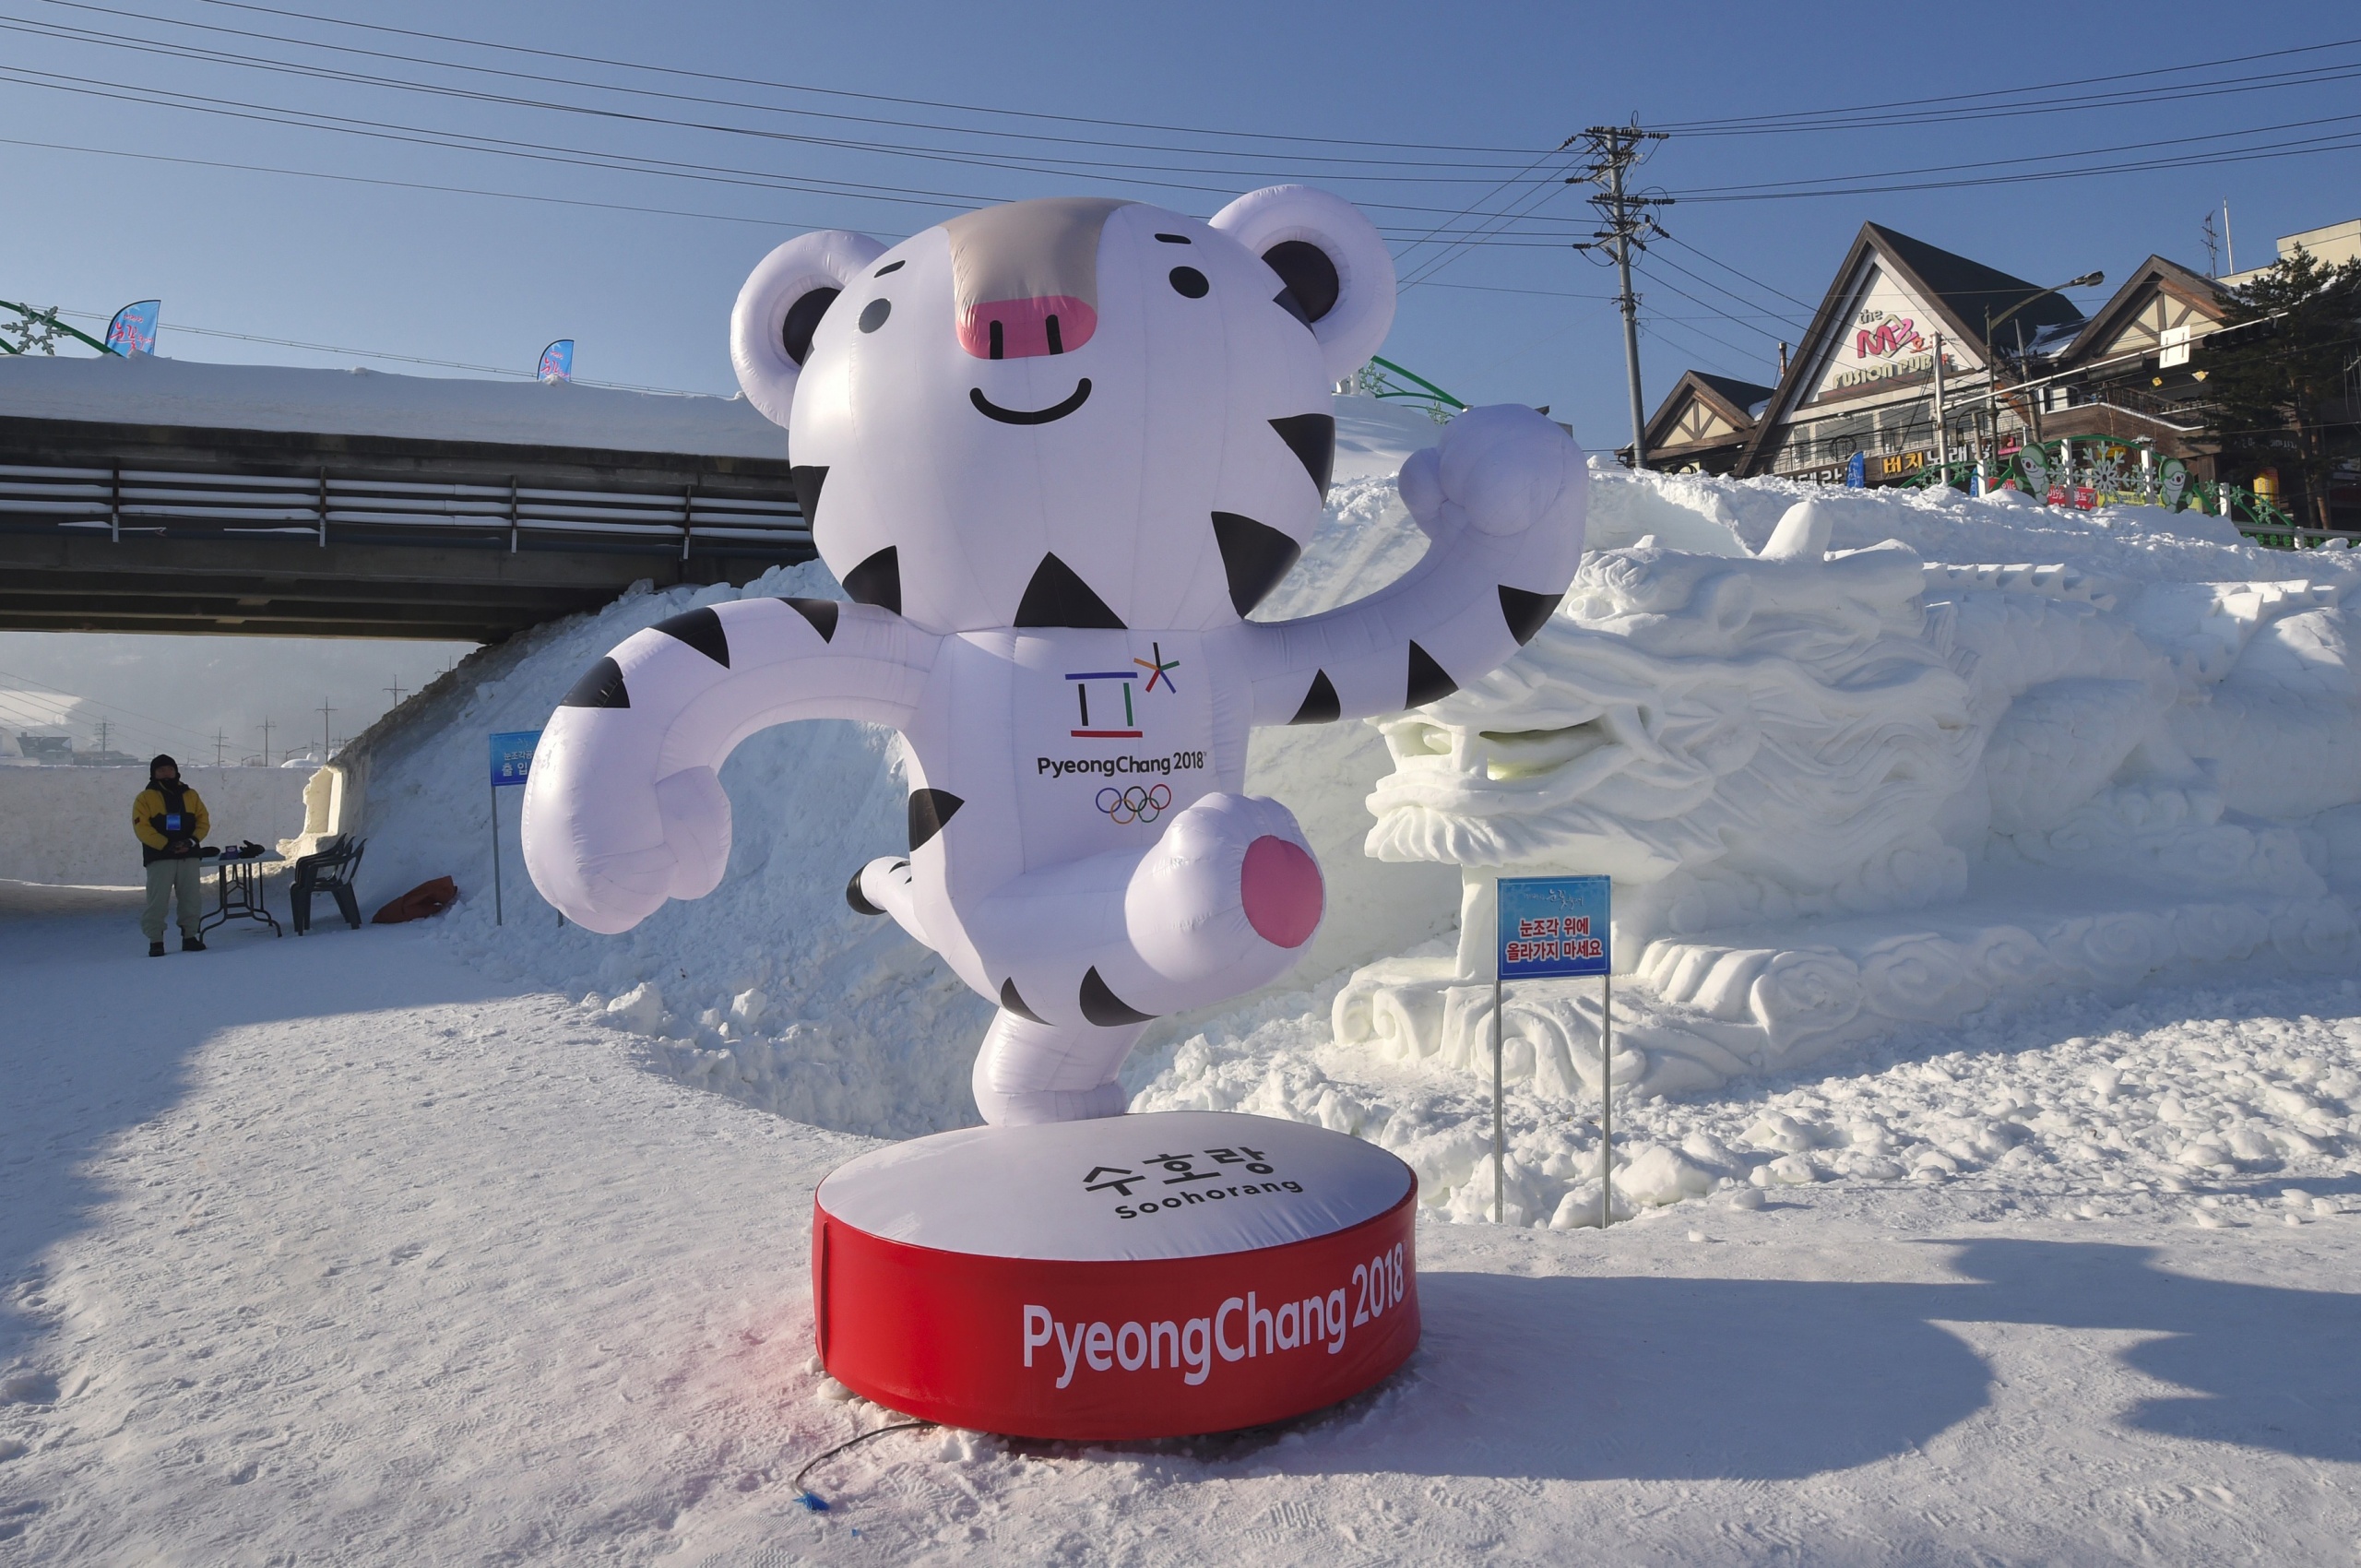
[970,379,1093,425]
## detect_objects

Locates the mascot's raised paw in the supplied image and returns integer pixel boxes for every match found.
[1399,403,1582,541]
[1126,792,1322,1000]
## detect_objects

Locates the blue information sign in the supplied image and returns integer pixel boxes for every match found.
[489,730,541,788]
[1496,874,1611,979]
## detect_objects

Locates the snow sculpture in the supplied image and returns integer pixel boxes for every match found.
[1338,498,2361,1096]
[523,188,1586,1124]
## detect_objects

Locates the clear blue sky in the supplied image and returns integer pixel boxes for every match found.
[8,0,2359,454]
[7,0,2359,762]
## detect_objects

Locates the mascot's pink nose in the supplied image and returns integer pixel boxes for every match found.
[1240,836,1323,949]
[957,295,1097,360]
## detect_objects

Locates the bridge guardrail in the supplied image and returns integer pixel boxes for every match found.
[0,459,808,557]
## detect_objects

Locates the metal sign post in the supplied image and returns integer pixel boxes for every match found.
[487,731,541,927]
[1495,875,1614,1226]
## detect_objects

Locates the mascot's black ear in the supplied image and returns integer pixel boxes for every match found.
[730,230,888,429]
[1211,185,1396,383]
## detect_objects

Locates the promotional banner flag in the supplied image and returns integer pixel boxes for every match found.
[537,339,574,382]
[104,300,160,356]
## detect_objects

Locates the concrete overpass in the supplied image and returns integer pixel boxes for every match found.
[0,355,812,641]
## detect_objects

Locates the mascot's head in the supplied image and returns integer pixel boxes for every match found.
[730,186,1395,636]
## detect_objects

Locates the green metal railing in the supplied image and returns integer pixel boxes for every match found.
[1353,356,1467,422]
[0,300,113,357]
[1886,436,2349,550]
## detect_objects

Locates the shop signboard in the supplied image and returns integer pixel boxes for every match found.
[1805,266,1979,405]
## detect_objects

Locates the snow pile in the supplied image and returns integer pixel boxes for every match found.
[1133,966,2361,1227]
[329,396,2361,1224]
[1332,469,2361,1115]
[324,398,1456,1139]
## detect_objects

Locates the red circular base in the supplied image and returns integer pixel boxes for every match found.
[813,1111,1420,1440]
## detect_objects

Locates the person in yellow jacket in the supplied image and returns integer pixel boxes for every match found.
[134,754,210,956]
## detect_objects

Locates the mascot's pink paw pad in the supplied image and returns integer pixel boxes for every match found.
[1240,836,1323,948]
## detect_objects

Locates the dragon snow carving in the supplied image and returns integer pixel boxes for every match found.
[1338,497,2361,1096]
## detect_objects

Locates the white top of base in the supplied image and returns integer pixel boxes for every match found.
[816,1111,1415,1263]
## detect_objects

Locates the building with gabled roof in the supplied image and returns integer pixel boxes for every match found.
[1636,370,1775,475]
[2031,255,2234,457]
[1734,222,2094,483]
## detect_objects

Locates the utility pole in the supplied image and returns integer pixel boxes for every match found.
[95,719,110,757]
[318,698,336,762]
[260,718,273,768]
[1570,121,1671,471]
[1931,332,1948,470]
[385,683,407,708]
[214,730,228,770]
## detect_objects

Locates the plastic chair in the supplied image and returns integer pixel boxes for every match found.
[291,836,366,933]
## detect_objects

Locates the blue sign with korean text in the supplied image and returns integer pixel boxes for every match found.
[537,339,574,382]
[1845,451,1867,489]
[1496,874,1611,980]
[489,730,541,788]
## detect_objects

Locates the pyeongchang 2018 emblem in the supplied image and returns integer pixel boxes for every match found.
[1065,644,1180,739]
[1097,783,1171,824]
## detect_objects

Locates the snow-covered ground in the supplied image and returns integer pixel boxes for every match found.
[6,887,2359,1564]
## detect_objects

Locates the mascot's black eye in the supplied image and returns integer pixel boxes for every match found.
[1264,240,1340,325]
[781,286,839,366]
[1168,267,1209,299]
[859,298,892,333]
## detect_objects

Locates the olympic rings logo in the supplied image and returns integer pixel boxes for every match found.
[1097,783,1172,825]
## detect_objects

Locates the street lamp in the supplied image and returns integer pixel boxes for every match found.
[1983,271,2104,469]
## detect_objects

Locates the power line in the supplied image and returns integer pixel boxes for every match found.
[1631,265,1784,362]
[176,0,1545,154]
[1667,126,2361,206]
[1669,107,2361,200]
[1656,233,1820,311]
[0,11,1561,192]
[0,65,1594,232]
[16,2,1550,177]
[0,667,221,748]
[1637,315,1765,383]
[1657,35,2361,135]
[1641,250,1811,331]
[0,132,812,232]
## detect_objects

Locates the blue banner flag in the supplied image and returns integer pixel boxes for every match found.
[537,339,574,382]
[1496,874,1611,980]
[105,300,160,356]
[1845,451,1867,489]
[489,730,541,788]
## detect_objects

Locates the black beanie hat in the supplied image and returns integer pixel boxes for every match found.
[149,754,179,777]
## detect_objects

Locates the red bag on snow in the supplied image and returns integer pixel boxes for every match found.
[373,876,458,924]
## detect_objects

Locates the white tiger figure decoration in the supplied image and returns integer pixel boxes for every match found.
[522,186,1587,1123]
